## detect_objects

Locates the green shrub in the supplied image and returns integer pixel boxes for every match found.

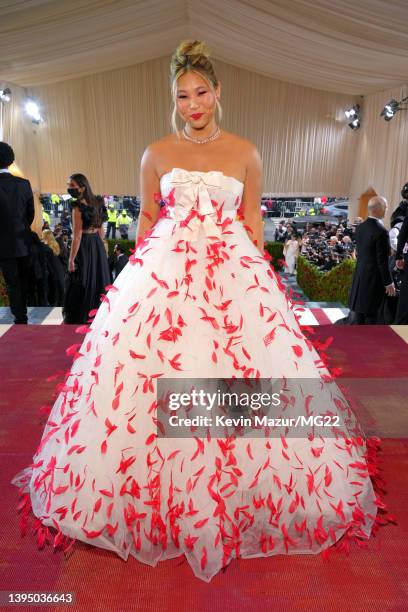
[296,255,355,305]
[264,241,284,270]
[0,272,8,306]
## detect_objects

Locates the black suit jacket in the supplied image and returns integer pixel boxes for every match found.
[0,172,35,259]
[396,215,408,261]
[114,253,128,278]
[348,217,392,314]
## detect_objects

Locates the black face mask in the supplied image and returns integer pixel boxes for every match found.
[68,188,81,199]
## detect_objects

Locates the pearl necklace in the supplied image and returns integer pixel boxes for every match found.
[182,126,221,144]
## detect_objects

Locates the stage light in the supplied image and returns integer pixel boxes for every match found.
[25,99,43,124]
[0,88,11,103]
[345,104,361,129]
[380,97,408,121]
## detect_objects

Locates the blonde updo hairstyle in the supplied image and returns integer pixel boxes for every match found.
[170,40,222,133]
[42,229,60,256]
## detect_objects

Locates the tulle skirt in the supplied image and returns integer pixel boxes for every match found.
[11,216,385,582]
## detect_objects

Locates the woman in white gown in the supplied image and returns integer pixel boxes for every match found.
[12,40,383,582]
[283,235,300,275]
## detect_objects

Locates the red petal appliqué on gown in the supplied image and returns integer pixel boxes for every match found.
[11,169,393,583]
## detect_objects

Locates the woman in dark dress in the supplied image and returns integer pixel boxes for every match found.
[63,173,110,324]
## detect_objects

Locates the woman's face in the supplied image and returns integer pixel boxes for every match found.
[67,178,84,196]
[176,71,220,129]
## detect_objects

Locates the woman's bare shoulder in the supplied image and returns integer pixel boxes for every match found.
[144,134,179,154]
[141,134,180,172]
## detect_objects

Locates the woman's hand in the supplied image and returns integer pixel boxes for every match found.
[68,259,76,273]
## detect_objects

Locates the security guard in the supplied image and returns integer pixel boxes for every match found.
[116,210,133,239]
[42,207,51,227]
[50,193,61,215]
[105,203,118,239]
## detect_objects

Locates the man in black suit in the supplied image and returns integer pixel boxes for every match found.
[112,244,128,280]
[0,142,35,323]
[348,196,395,324]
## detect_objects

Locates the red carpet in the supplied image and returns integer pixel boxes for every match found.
[311,325,408,378]
[1,326,407,611]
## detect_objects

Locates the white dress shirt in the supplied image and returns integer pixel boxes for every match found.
[389,223,401,252]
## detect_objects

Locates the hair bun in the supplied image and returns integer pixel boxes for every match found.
[177,40,209,64]
[170,40,212,77]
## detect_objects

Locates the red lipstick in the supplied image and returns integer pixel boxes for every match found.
[191,113,203,120]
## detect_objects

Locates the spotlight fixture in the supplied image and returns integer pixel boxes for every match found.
[25,99,43,124]
[345,104,360,130]
[0,88,11,103]
[380,97,408,121]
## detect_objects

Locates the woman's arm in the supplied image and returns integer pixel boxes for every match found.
[240,146,264,254]
[98,199,108,241]
[135,146,161,246]
[68,207,83,272]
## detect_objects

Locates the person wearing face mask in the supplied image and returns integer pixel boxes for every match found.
[62,173,110,323]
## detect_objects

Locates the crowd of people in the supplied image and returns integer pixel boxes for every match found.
[275,218,358,274]
[43,199,135,241]
[275,188,408,325]
[12,221,128,313]
[0,142,130,323]
[40,193,140,223]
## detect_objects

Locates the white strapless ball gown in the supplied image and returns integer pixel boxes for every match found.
[12,168,379,582]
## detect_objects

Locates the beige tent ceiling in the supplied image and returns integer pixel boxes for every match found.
[1,0,408,94]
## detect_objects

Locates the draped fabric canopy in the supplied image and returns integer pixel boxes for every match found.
[350,83,408,225]
[16,56,359,197]
[1,0,408,94]
[1,0,408,228]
